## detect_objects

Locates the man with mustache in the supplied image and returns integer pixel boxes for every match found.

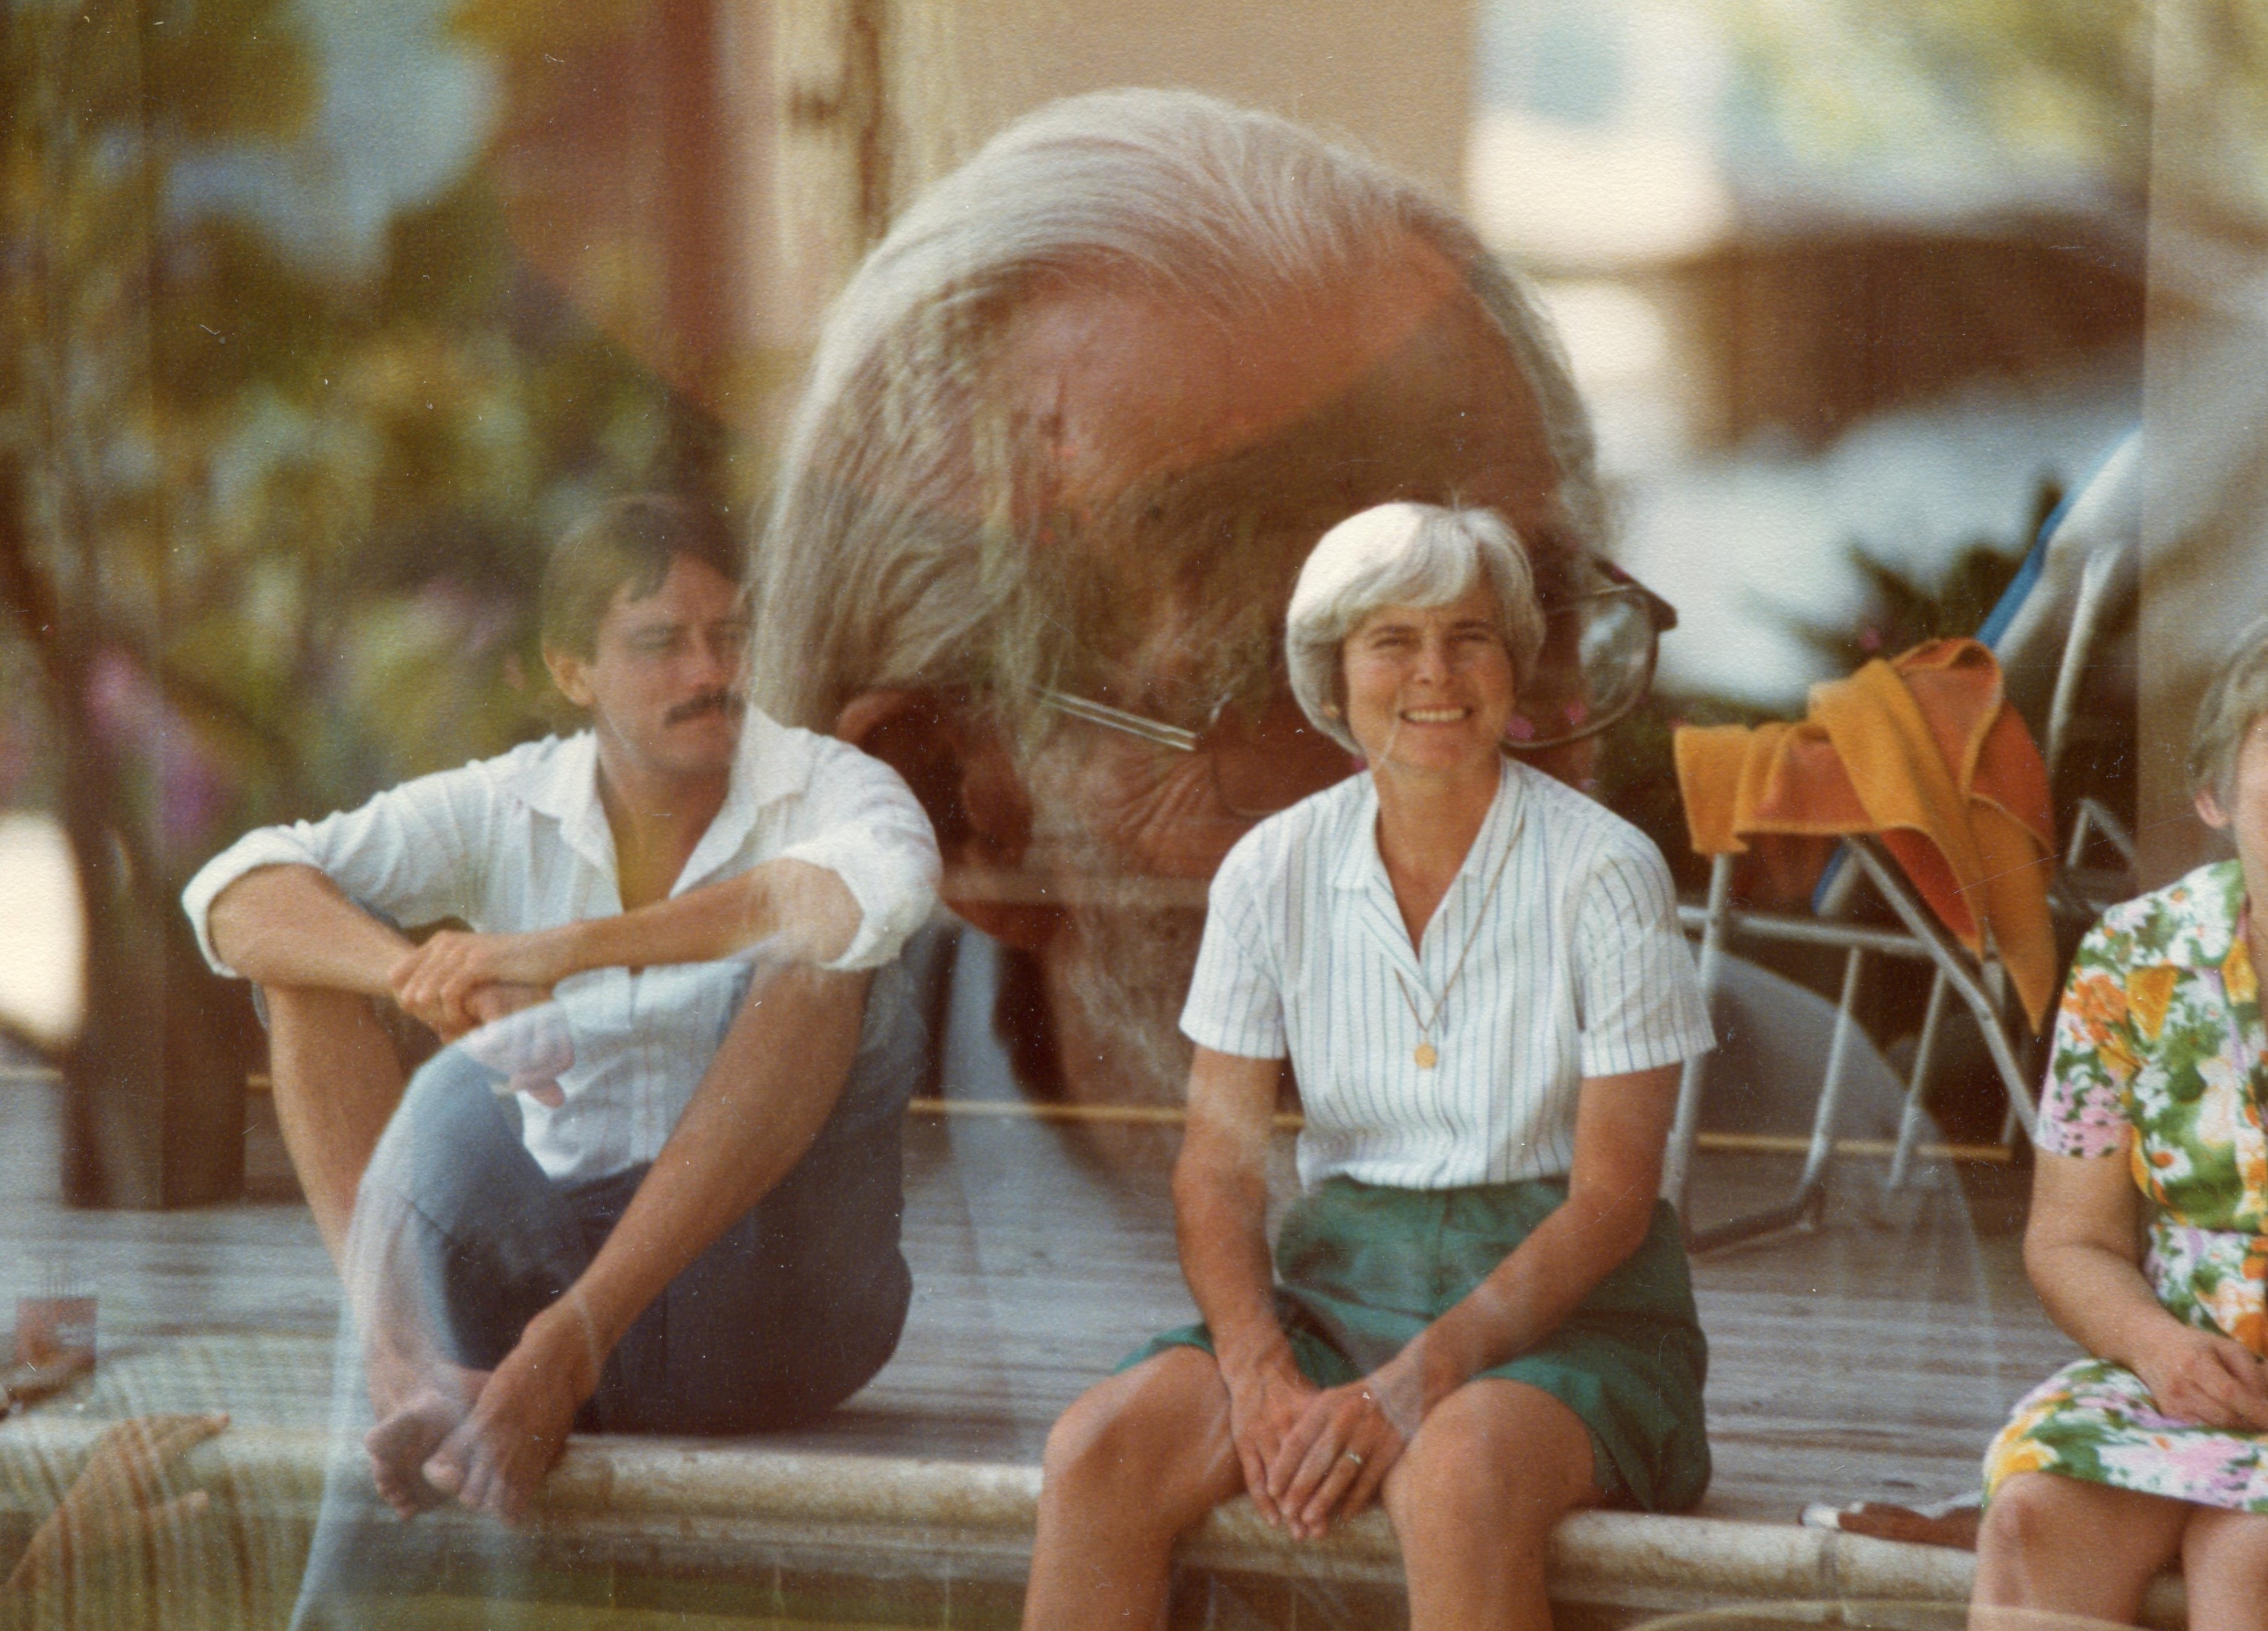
[181,494,939,1523]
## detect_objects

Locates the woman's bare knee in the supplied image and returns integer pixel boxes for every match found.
[1976,1472,2068,1563]
[1384,1380,1596,1542]
[1981,1471,2176,1557]
[1974,1473,2188,1616]
[2183,1505,2268,1627]
[1041,1348,1237,1523]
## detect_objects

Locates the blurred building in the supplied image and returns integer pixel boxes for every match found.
[478,0,1478,451]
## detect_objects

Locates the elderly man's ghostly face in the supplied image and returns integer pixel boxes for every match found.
[930,234,1575,1107]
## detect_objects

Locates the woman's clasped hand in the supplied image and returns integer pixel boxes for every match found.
[1232,1365,1413,1538]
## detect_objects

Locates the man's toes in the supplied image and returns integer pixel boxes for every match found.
[420,1438,469,1498]
[366,1392,464,1513]
[370,1447,447,1519]
[370,1469,426,1519]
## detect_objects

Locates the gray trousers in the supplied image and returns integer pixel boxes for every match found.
[376,1034,914,1434]
[291,962,922,1624]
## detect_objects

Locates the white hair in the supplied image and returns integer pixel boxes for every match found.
[1285,503,1544,754]
[2190,615,2268,805]
[748,87,1601,733]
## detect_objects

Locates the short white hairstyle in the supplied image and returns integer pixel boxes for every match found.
[747,88,1600,734]
[1286,503,1544,754]
[2189,616,2268,806]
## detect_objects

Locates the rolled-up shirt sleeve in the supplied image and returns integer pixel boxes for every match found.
[775,740,941,972]
[180,769,492,979]
[1179,831,1288,1061]
[1573,836,1715,1078]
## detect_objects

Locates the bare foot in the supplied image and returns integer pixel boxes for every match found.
[420,1311,598,1524]
[364,1375,483,1518]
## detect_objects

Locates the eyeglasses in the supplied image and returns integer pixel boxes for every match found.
[1036,684,1360,819]
[1503,577,1675,750]
[1036,565,1677,806]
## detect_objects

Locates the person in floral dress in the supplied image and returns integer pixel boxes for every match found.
[1974,622,2268,1627]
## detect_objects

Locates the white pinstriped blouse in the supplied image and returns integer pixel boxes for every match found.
[1180,759,1713,1192]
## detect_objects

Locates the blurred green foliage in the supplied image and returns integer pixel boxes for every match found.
[1714,0,2268,243]
[1,0,724,871]
[1714,0,2152,184]
[0,2,730,1176]
[1782,541,2026,680]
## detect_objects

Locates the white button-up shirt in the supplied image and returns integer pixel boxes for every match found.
[182,709,940,1182]
[1181,759,1712,1192]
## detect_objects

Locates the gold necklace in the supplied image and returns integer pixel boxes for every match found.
[1392,831,1515,1070]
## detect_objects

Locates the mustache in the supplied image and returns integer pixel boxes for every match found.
[666,689,745,725]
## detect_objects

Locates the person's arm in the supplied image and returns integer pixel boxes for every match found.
[388,857,860,1033]
[186,761,521,1029]
[390,733,939,1033]
[1392,1063,1675,1392]
[419,960,875,1520]
[208,866,545,1038]
[208,864,414,996]
[4,1414,229,1601]
[1174,1044,1315,1533]
[1265,1063,1680,1533]
[2022,906,2268,1430]
[2026,1150,2268,1430]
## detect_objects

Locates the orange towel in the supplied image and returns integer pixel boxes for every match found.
[1674,639,2057,1028]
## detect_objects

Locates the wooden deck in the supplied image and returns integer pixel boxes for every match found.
[0,948,2089,1624]
[0,1082,2075,1516]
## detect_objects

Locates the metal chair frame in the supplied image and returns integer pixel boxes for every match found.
[1660,840,2040,1250]
[1662,502,2136,1253]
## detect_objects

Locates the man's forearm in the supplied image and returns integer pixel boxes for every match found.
[208,865,413,994]
[554,858,863,977]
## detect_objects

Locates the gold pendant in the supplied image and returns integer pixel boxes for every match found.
[1414,1043,1438,1069]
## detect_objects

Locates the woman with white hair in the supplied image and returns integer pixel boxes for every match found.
[1972,621,2268,1627]
[1024,503,1715,1631]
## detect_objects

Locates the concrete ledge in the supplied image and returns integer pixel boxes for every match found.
[0,1421,2187,1625]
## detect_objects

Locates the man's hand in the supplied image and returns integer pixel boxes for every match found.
[1218,1350,1318,1534]
[391,930,569,1038]
[1264,1374,1408,1539]
[2129,1322,2268,1432]
[419,1296,605,1525]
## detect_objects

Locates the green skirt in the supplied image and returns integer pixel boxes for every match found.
[1123,1175,1710,1511]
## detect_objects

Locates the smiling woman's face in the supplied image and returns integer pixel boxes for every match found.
[1340,579,1515,783]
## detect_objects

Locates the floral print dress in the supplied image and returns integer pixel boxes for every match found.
[1984,860,2268,1510]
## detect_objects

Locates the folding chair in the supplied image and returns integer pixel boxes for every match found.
[1661,431,2139,1250]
